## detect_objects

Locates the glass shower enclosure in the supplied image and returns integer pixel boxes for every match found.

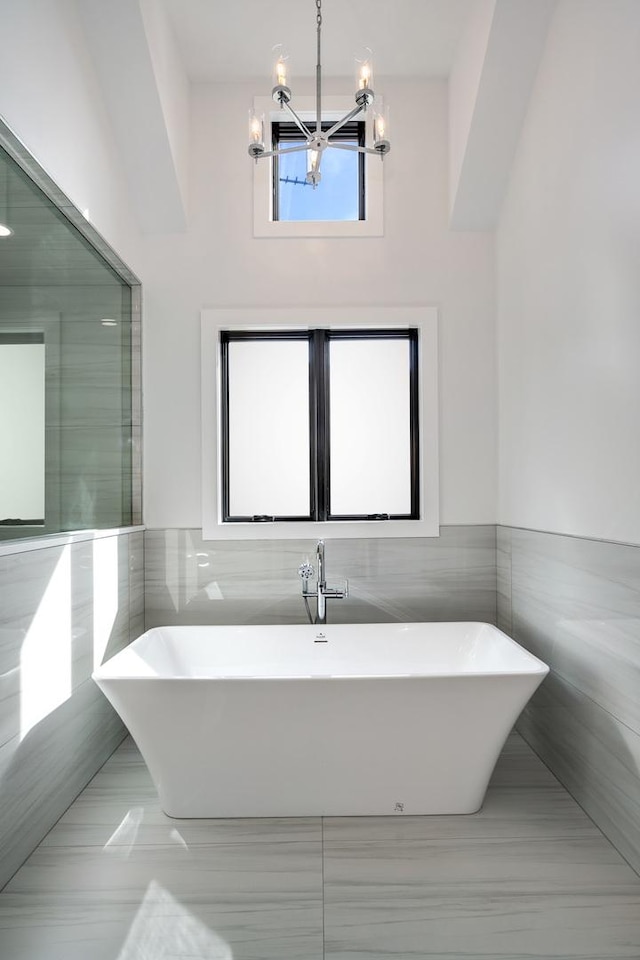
[0,122,141,541]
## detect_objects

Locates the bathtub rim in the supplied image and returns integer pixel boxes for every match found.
[92,620,550,683]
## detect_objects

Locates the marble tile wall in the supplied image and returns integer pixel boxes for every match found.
[0,529,144,889]
[497,525,640,874]
[144,525,497,628]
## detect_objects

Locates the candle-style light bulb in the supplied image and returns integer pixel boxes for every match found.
[306,149,321,187]
[354,48,375,107]
[373,106,391,156]
[247,110,265,158]
[276,57,287,87]
[272,45,290,87]
[271,44,292,104]
[355,49,374,91]
[249,111,263,143]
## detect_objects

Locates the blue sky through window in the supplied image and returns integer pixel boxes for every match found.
[277,141,360,221]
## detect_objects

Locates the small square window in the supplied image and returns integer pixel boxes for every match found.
[252,95,384,238]
[272,122,365,222]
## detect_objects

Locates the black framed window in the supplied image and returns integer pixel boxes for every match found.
[220,328,419,523]
[272,121,366,222]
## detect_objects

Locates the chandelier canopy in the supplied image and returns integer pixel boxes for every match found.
[248,0,390,188]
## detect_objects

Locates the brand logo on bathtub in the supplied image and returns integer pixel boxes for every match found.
[394,802,405,813]
[314,633,328,643]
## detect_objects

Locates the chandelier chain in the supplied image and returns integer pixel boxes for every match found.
[316,0,322,131]
[316,0,322,69]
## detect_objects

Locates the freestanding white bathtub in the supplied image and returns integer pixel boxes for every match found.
[92,622,548,818]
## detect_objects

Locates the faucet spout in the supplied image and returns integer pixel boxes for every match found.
[298,540,348,625]
[315,539,347,625]
[316,540,326,623]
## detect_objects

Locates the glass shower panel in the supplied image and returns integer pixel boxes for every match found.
[0,145,134,540]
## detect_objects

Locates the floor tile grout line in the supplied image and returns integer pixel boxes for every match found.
[39,829,600,850]
[321,816,326,960]
[321,831,602,848]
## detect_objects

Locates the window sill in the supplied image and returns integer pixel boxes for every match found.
[202,519,439,542]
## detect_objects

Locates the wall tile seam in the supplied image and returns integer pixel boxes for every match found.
[497,523,640,552]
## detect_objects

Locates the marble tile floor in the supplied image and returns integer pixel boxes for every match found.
[0,733,639,960]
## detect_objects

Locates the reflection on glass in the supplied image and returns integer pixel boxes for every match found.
[0,144,134,540]
[0,335,45,524]
[277,141,360,221]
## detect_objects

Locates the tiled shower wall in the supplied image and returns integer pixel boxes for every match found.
[0,529,144,889]
[144,525,497,628]
[497,526,640,874]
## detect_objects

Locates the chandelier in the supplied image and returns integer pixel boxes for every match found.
[247,0,390,187]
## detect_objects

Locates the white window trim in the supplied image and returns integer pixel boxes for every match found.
[201,307,439,540]
[252,96,384,238]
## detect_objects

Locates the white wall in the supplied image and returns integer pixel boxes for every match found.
[140,78,497,530]
[139,0,190,214]
[0,0,141,272]
[449,0,495,217]
[497,0,640,545]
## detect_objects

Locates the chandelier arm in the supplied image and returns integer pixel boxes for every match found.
[326,142,382,156]
[280,99,313,139]
[258,144,311,158]
[323,104,366,140]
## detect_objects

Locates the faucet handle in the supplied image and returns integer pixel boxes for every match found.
[298,561,315,580]
[325,578,349,599]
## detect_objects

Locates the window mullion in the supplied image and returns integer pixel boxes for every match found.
[311,329,330,522]
[308,331,319,520]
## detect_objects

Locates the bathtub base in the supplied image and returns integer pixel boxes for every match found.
[106,675,537,818]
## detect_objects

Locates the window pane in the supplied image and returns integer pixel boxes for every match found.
[227,339,310,517]
[277,142,360,222]
[329,338,412,516]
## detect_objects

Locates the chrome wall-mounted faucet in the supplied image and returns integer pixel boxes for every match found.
[298,540,348,624]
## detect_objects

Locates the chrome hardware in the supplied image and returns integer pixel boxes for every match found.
[298,540,348,625]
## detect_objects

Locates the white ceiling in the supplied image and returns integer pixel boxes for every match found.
[160,0,479,81]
